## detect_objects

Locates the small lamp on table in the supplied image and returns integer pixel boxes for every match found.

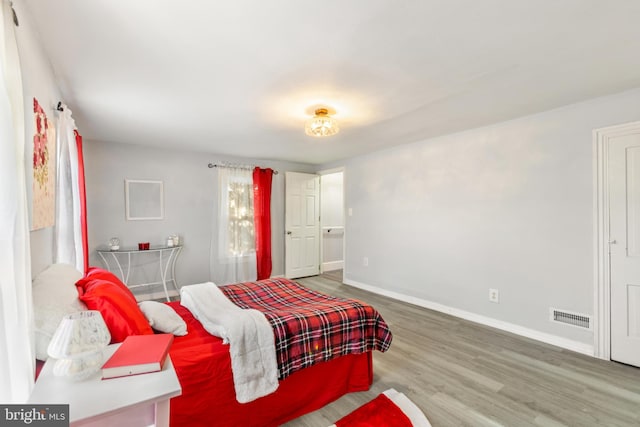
[47,310,111,381]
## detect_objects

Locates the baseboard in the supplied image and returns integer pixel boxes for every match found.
[343,277,594,357]
[322,261,343,272]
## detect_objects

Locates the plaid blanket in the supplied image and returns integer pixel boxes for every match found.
[221,277,393,379]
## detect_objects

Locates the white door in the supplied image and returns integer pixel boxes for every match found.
[610,131,640,367]
[285,172,320,278]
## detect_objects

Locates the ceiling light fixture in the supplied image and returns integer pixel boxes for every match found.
[305,108,339,137]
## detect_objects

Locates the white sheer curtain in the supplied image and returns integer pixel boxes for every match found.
[210,167,257,284]
[54,104,83,272]
[0,0,35,402]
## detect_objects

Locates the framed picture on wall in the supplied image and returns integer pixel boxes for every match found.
[125,179,164,220]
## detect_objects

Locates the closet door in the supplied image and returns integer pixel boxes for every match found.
[609,131,640,367]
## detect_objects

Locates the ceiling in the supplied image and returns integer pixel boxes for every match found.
[21,0,640,165]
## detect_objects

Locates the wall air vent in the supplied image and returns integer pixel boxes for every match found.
[549,308,592,330]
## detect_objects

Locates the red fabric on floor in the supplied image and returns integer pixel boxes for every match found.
[167,302,373,427]
[335,394,413,427]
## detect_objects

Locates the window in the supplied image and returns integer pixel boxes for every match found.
[218,168,255,259]
[225,178,255,256]
[211,167,258,284]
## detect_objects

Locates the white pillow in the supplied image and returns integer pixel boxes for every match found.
[138,301,188,336]
[32,264,86,360]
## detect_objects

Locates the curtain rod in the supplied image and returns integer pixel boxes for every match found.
[207,162,279,175]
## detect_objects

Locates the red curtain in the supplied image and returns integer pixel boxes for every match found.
[253,167,274,280]
[75,130,89,274]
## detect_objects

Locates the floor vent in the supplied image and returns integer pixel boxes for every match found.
[549,308,592,330]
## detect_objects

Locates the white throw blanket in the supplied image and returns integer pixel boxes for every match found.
[180,282,278,403]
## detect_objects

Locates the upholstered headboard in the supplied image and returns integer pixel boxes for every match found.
[32,264,86,360]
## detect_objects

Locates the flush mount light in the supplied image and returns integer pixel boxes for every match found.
[305,108,339,137]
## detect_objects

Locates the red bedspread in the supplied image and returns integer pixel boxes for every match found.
[220,277,393,379]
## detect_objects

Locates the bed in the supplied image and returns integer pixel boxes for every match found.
[168,302,377,427]
[169,277,392,426]
[33,265,392,427]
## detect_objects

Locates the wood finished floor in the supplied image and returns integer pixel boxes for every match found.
[283,275,640,427]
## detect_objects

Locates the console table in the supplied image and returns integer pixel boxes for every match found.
[96,246,182,301]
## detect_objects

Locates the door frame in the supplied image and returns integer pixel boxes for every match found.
[593,120,640,360]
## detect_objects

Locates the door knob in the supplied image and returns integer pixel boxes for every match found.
[609,239,617,244]
[286,231,292,235]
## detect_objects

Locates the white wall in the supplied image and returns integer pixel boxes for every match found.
[320,172,344,271]
[320,172,344,228]
[14,1,62,276]
[83,140,315,288]
[341,88,640,349]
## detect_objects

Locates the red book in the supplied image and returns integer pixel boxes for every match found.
[101,334,174,379]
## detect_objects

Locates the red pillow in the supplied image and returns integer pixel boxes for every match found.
[76,267,137,304]
[77,278,153,343]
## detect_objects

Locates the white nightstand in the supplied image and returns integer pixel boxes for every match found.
[29,344,182,427]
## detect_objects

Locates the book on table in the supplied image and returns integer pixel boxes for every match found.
[101,333,174,379]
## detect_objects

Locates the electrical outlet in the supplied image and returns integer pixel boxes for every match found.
[348,208,353,217]
[489,288,499,303]
[363,257,369,267]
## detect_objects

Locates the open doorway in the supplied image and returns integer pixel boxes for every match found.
[320,170,344,283]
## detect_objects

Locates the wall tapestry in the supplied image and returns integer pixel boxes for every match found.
[32,98,56,230]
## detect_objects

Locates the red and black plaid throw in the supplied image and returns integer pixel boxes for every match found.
[220,277,393,379]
